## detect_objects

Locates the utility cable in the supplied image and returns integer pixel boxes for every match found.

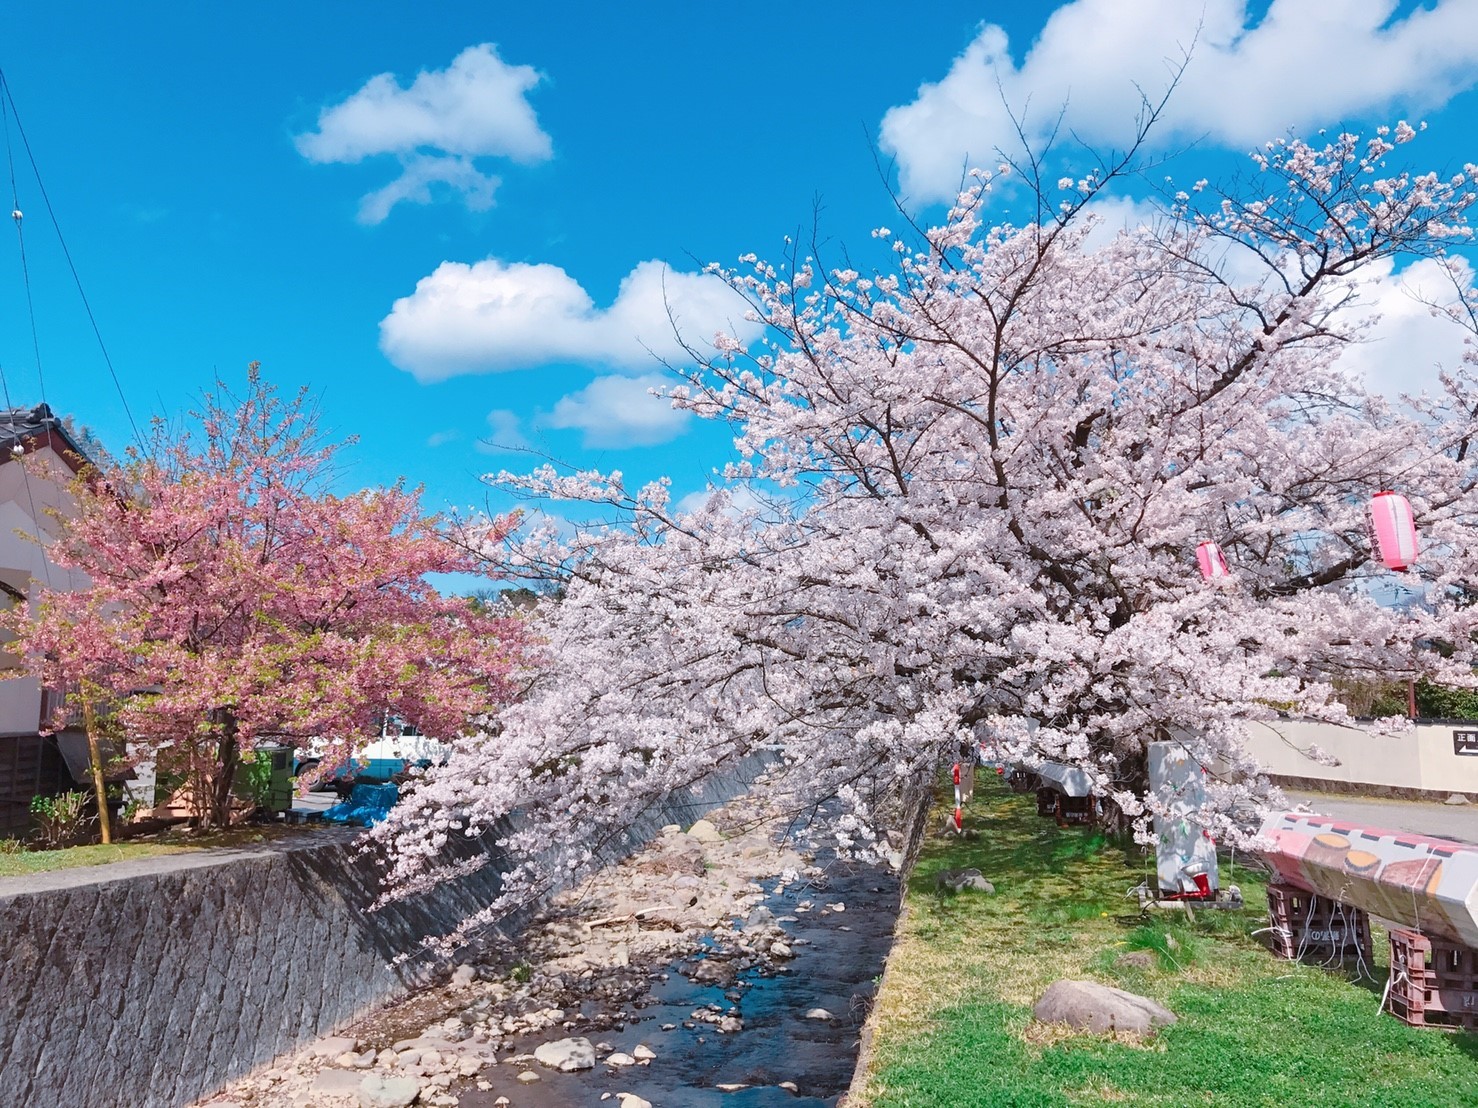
[2,84,44,408]
[0,67,144,452]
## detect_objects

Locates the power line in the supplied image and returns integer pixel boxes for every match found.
[0,67,145,452]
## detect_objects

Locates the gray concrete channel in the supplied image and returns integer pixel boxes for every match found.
[0,755,776,1108]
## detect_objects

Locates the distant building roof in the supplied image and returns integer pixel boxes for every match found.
[0,404,91,473]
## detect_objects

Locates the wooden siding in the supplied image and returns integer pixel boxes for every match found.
[0,733,72,836]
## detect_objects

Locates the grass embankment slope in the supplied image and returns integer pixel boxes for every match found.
[857,781,1478,1107]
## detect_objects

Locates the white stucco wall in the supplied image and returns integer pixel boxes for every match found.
[0,444,88,735]
[1241,718,1478,795]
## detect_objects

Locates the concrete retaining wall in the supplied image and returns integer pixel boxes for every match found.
[0,755,772,1108]
[1242,719,1478,797]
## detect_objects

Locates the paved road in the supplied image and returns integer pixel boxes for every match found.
[1283,789,1477,843]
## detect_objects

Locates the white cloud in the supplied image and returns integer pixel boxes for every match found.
[296,44,551,223]
[544,373,690,448]
[356,154,502,224]
[675,484,772,518]
[380,258,760,382]
[425,429,460,448]
[1332,256,1476,398]
[1077,195,1165,251]
[881,0,1478,203]
[478,409,532,454]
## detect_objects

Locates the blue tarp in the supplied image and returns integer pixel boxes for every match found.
[321,783,399,827]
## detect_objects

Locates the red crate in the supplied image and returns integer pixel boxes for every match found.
[1386,928,1478,1032]
[1265,883,1372,966]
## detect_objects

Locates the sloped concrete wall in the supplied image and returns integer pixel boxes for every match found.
[0,755,772,1108]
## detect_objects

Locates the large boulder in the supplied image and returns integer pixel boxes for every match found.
[935,868,994,894]
[1033,979,1176,1035]
[687,818,724,843]
[534,1036,597,1071]
[357,1074,421,1107]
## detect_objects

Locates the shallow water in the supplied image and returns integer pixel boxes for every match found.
[452,856,900,1107]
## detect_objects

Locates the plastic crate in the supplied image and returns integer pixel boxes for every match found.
[1386,928,1478,1031]
[1265,883,1371,965]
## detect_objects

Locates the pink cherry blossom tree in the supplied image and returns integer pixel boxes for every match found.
[5,367,530,831]
[374,120,1478,918]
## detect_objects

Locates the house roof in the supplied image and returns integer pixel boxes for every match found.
[0,404,91,474]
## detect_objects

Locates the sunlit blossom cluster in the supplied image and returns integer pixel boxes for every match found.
[376,125,1478,909]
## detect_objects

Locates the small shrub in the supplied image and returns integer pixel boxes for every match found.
[30,791,94,848]
[0,837,26,855]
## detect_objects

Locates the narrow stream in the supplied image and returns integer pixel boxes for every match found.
[452,856,900,1107]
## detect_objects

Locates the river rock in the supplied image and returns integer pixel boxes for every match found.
[618,1095,654,1108]
[636,834,706,876]
[935,868,994,894]
[746,905,776,928]
[534,1035,597,1071]
[804,1008,835,1020]
[311,1069,364,1095]
[688,818,723,843]
[312,1036,360,1058]
[357,1074,422,1107]
[632,1043,656,1061]
[606,1052,636,1066]
[688,958,738,987]
[1033,979,1176,1035]
[450,964,478,986]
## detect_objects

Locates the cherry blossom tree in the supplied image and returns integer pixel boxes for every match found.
[375,121,1478,914]
[5,368,529,831]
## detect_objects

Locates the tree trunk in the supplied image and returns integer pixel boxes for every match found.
[81,691,112,845]
[208,707,240,831]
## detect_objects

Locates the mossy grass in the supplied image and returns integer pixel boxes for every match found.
[0,823,310,878]
[859,779,1478,1107]
[0,841,195,877]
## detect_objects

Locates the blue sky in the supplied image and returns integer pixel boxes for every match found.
[4,1,1478,550]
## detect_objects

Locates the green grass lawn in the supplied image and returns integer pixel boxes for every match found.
[0,824,312,878]
[0,841,196,877]
[858,780,1478,1107]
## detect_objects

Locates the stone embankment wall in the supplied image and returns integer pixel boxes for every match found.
[0,755,772,1108]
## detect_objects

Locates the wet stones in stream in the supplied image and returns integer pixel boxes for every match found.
[191,785,905,1108]
[456,862,900,1106]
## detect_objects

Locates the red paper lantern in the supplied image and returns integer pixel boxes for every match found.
[1370,491,1418,571]
[1196,541,1230,581]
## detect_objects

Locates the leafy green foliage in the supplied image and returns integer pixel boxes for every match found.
[29,791,93,848]
[1334,676,1478,719]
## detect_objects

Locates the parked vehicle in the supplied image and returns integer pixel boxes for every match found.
[292,716,449,791]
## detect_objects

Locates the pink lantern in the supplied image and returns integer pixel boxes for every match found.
[1196,541,1230,581]
[1370,491,1418,571]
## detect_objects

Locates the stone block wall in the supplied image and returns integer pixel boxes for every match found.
[0,754,771,1107]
